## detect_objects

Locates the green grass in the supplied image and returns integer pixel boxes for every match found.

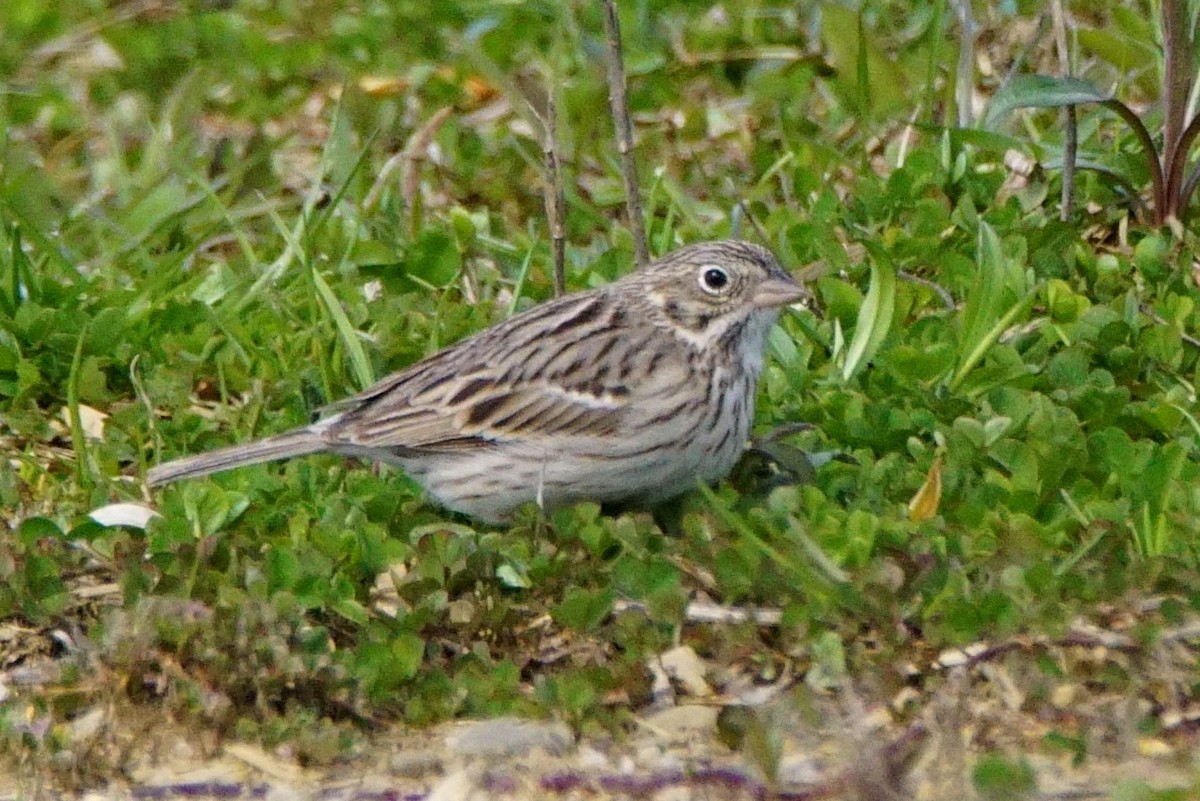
[2,0,1200,794]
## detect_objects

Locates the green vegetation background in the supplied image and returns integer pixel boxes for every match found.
[2,0,1199,779]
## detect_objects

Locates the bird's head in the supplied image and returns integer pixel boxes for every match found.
[630,240,809,348]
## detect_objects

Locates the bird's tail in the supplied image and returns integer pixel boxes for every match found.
[146,427,327,486]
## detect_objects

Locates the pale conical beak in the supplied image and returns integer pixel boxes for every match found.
[752,275,812,309]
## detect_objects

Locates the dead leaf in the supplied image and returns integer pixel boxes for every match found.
[358,75,409,96]
[61,404,107,441]
[463,75,499,105]
[908,454,942,523]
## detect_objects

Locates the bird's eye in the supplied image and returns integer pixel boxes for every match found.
[699,265,731,294]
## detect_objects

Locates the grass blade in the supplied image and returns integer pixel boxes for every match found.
[311,267,375,392]
[957,221,1007,360]
[66,323,90,487]
[950,285,1039,393]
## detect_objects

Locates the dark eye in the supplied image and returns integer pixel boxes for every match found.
[699,265,731,294]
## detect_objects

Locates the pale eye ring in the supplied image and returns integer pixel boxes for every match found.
[698,265,731,295]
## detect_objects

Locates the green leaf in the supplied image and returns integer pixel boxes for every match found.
[391,634,426,682]
[952,222,1038,393]
[932,125,1032,154]
[22,554,66,612]
[982,75,1163,209]
[805,631,848,691]
[841,249,896,381]
[552,587,614,632]
[1141,440,1187,516]
[748,442,818,485]
[973,753,1038,800]
[177,485,251,543]
[496,562,531,589]
[332,596,370,626]
[265,547,303,591]
[408,230,462,286]
[1133,234,1170,279]
[819,2,907,114]
[1077,27,1157,74]
[355,635,425,699]
[18,516,65,546]
[984,75,1113,129]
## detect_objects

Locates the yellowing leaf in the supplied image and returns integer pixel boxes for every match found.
[463,75,499,104]
[908,455,943,523]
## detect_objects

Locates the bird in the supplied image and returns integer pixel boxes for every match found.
[146,240,808,523]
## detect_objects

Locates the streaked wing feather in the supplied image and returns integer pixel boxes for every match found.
[469,382,626,439]
[316,287,638,453]
[472,383,628,438]
[324,289,635,453]
[332,375,628,452]
[345,406,471,451]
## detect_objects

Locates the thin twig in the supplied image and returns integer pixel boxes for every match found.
[1051,0,1075,221]
[1169,108,1200,220]
[401,107,454,237]
[1102,99,1167,224]
[601,0,650,268]
[1049,2,1070,82]
[734,199,770,244]
[1139,301,1200,349]
[936,615,1200,674]
[541,83,567,296]
[898,270,956,309]
[1062,106,1077,220]
[1181,161,1200,218]
[614,598,784,626]
[952,0,976,127]
[752,422,816,444]
[363,107,453,225]
[22,0,162,74]
[1001,13,1051,89]
[362,152,405,213]
[1162,0,1193,220]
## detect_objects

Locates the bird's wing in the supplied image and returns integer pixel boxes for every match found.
[320,288,647,453]
[328,372,629,453]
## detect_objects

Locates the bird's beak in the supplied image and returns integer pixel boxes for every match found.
[752,274,812,310]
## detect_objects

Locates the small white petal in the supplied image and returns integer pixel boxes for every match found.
[89,502,161,530]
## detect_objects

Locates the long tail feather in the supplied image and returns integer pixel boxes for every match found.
[146,427,327,486]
